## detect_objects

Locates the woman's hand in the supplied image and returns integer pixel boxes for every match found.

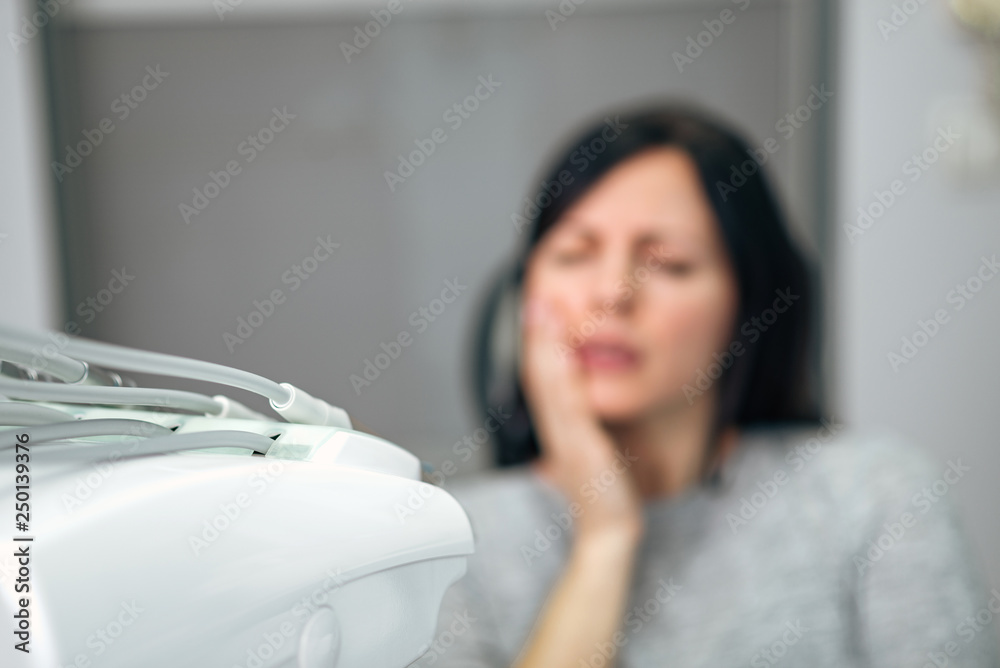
[519,295,645,546]
[512,295,645,668]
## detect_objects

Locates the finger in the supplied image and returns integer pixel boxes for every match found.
[519,297,599,456]
[520,297,578,415]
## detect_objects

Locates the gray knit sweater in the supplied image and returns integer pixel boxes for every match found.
[409,421,1000,667]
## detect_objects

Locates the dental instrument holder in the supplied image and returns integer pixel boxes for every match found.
[0,327,474,668]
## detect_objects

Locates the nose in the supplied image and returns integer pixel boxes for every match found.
[591,250,638,315]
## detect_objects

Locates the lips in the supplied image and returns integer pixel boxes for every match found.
[575,339,641,371]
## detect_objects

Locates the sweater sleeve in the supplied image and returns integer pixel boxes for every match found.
[851,437,1000,667]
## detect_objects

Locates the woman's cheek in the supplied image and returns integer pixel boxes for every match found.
[668,276,737,344]
[648,297,733,377]
[546,276,591,318]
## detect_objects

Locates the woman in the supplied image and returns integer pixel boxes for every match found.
[415,104,998,667]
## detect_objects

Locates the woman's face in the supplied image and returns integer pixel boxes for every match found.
[522,147,740,423]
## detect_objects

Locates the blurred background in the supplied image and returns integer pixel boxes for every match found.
[1,0,997,598]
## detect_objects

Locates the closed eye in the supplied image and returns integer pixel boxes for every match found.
[552,252,589,265]
[658,262,694,276]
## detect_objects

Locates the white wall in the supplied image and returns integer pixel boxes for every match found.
[0,0,62,328]
[835,0,1000,595]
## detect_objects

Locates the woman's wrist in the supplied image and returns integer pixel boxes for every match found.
[573,522,644,565]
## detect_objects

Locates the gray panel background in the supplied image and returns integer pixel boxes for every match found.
[55,3,815,474]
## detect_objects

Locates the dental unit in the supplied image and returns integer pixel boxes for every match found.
[0,323,474,668]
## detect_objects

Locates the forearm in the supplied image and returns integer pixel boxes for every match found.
[513,528,640,668]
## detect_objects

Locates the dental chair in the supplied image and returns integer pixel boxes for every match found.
[0,324,473,668]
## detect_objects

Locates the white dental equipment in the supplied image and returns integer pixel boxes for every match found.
[0,323,474,668]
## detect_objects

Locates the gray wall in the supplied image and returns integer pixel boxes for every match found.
[53,0,824,477]
[834,0,1000,598]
